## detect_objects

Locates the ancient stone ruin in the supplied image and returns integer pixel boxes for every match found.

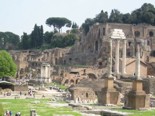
[8,23,155,108]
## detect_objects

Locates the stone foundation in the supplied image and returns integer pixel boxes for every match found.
[124,80,150,109]
[125,91,150,109]
[98,78,120,105]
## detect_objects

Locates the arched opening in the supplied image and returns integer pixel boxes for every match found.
[69,58,72,63]
[55,58,58,65]
[20,68,24,75]
[0,81,14,91]
[76,79,79,84]
[64,79,69,84]
[149,31,154,37]
[103,28,105,36]
[70,80,74,84]
[83,69,86,75]
[128,42,131,46]
[99,62,102,66]
[147,40,150,46]
[86,93,89,98]
[87,73,97,80]
[150,51,155,57]
[78,97,80,102]
[95,41,98,52]
[134,31,140,37]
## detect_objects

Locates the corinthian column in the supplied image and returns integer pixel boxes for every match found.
[115,39,120,75]
[107,38,113,78]
[122,39,126,75]
[135,44,141,79]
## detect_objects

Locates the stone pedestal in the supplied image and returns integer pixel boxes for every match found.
[99,77,120,105]
[105,77,114,90]
[132,80,143,92]
[124,80,150,109]
[30,109,36,116]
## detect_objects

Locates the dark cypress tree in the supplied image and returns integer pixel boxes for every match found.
[21,32,30,49]
[30,24,44,48]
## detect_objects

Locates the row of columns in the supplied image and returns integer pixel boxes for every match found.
[113,38,141,78]
[115,39,127,76]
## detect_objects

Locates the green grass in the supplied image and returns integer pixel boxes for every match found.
[0,99,81,116]
[47,82,68,90]
[112,108,155,116]
[0,103,4,116]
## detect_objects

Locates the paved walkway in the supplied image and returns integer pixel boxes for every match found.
[0,89,63,99]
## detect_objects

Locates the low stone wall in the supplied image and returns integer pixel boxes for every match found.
[100,110,129,116]
[82,110,129,116]
[143,78,155,95]
[14,85,28,91]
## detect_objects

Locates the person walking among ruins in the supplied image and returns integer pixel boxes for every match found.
[9,111,12,116]
[19,91,22,96]
[4,110,10,116]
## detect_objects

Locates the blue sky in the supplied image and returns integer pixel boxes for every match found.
[0,0,155,36]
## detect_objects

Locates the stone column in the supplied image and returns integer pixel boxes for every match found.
[122,39,126,75]
[41,66,45,78]
[107,38,113,77]
[135,44,141,79]
[45,66,48,82]
[115,39,120,75]
[52,54,55,65]
[30,109,36,116]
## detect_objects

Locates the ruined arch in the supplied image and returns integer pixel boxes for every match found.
[87,73,97,80]
[0,81,14,91]
[149,31,154,37]
[70,79,74,84]
[134,31,140,37]
[64,79,69,84]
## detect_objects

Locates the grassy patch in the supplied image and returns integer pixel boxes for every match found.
[0,103,4,116]
[0,99,81,116]
[47,82,68,90]
[112,108,155,116]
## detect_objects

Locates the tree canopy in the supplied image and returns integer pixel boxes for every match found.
[1,3,155,50]
[0,50,17,78]
[46,17,71,32]
[0,32,20,50]
[50,33,77,48]
[82,3,155,34]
